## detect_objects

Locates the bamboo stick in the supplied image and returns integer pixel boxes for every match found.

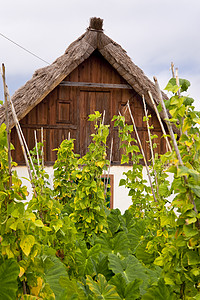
[175,68,181,97]
[170,62,175,78]
[8,92,37,177]
[154,77,182,163]
[101,110,106,189]
[1,64,12,187]
[142,95,159,196]
[34,130,40,167]
[6,87,37,196]
[9,94,33,182]
[18,125,37,177]
[175,67,184,136]
[102,110,105,126]
[148,90,172,152]
[126,101,157,203]
[104,137,113,196]
[41,127,44,168]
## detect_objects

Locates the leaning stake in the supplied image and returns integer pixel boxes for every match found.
[104,137,113,196]
[6,87,37,196]
[153,77,182,163]
[1,64,12,187]
[34,130,40,167]
[126,101,157,203]
[148,90,172,152]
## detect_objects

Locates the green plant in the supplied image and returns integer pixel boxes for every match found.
[0,75,200,299]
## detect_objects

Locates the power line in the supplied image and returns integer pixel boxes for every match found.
[0,32,50,65]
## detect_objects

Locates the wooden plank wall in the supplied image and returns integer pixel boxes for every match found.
[11,50,166,165]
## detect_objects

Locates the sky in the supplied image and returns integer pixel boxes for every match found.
[0,0,200,109]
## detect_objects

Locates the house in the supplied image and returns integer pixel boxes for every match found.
[0,17,168,212]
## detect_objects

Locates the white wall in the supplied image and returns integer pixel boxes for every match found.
[14,165,133,212]
[14,165,174,214]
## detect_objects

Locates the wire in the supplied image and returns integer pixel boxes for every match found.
[0,32,50,65]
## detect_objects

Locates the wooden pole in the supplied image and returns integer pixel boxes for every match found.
[10,102,33,181]
[34,130,40,167]
[18,125,37,177]
[102,110,105,126]
[126,101,157,203]
[171,62,175,78]
[104,137,113,196]
[148,90,172,152]
[6,89,37,177]
[6,87,37,196]
[175,67,183,136]
[175,68,181,97]
[142,95,159,196]
[1,64,12,187]
[154,77,183,164]
[41,127,44,169]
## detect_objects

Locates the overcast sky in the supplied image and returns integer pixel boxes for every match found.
[1,0,200,109]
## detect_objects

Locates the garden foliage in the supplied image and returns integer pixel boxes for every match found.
[0,80,200,299]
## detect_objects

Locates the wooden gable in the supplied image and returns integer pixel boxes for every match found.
[11,50,166,165]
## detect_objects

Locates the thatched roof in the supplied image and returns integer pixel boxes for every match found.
[0,17,168,129]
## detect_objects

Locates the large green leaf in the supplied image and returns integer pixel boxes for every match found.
[94,253,113,280]
[126,219,147,253]
[165,78,180,93]
[142,279,176,300]
[107,209,122,234]
[164,78,190,93]
[108,254,148,283]
[96,231,129,257]
[59,277,87,300]
[75,241,101,276]
[86,274,121,299]
[109,273,142,300]
[125,279,143,300]
[0,259,19,300]
[43,255,68,299]
[109,273,126,298]
[122,210,136,232]
[20,235,35,256]
[179,78,191,92]
[108,254,160,294]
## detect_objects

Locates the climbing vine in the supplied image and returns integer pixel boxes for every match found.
[0,77,200,299]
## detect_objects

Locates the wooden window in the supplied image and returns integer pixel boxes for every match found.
[57,100,71,123]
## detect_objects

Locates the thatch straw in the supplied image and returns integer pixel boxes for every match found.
[0,18,168,130]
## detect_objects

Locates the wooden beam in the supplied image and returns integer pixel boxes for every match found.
[59,81,132,89]
[21,124,77,130]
